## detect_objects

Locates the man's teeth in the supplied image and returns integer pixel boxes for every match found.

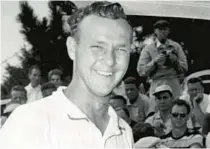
[96,70,113,76]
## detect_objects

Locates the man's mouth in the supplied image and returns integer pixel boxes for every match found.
[96,70,113,77]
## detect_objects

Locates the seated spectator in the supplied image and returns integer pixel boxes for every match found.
[48,69,63,89]
[180,77,210,130]
[10,85,27,104]
[25,65,43,103]
[203,94,210,135]
[160,99,203,148]
[41,82,56,98]
[1,101,21,126]
[145,85,174,137]
[114,107,136,128]
[109,95,127,109]
[124,76,149,123]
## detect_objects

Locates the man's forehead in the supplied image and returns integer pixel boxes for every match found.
[172,105,187,112]
[188,82,202,88]
[11,90,25,95]
[79,15,132,36]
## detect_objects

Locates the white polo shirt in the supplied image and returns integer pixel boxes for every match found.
[0,87,133,149]
[25,83,43,103]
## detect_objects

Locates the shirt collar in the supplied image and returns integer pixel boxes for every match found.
[27,83,41,90]
[54,86,123,135]
[155,38,170,48]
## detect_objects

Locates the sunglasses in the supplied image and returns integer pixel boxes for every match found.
[171,113,186,118]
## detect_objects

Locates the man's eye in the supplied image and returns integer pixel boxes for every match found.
[116,47,129,53]
[91,45,103,49]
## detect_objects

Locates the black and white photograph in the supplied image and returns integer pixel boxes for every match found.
[1,1,210,148]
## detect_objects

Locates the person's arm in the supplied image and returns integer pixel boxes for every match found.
[202,113,210,135]
[192,94,205,127]
[137,46,157,77]
[170,44,188,74]
[190,143,203,148]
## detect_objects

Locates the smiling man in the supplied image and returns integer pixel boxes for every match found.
[0,2,134,148]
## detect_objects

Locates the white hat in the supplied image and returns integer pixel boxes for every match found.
[153,85,172,96]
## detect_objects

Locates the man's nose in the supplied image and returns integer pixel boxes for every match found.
[103,50,116,67]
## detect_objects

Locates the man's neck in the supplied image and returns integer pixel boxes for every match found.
[159,109,170,121]
[172,127,187,138]
[130,96,138,105]
[64,78,110,120]
[30,83,39,88]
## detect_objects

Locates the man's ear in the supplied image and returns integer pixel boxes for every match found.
[66,36,77,60]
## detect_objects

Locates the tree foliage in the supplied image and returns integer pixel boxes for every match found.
[1,1,77,98]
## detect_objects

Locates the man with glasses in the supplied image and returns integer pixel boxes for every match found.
[160,99,203,148]
[180,77,210,130]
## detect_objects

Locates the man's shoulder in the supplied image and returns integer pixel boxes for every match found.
[25,83,31,90]
[14,96,54,115]
[142,43,156,51]
[145,112,156,124]
[168,39,182,48]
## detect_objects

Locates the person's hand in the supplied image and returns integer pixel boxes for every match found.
[134,136,160,148]
[168,53,177,63]
[193,93,203,104]
[154,121,165,137]
[153,53,166,66]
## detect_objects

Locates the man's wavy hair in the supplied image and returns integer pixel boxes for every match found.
[67,1,129,39]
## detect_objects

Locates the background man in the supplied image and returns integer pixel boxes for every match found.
[160,99,203,148]
[25,65,43,103]
[41,82,57,97]
[203,97,210,135]
[10,85,27,104]
[180,77,210,129]
[145,85,174,137]
[0,2,134,148]
[48,69,63,88]
[137,20,188,99]
[124,76,149,123]
[1,85,27,127]
[109,95,127,109]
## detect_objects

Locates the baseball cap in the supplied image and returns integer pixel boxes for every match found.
[154,20,170,29]
[153,85,172,96]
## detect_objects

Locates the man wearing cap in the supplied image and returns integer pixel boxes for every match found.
[145,84,174,137]
[137,20,188,99]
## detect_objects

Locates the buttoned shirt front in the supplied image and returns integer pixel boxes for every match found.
[25,83,43,103]
[0,86,133,149]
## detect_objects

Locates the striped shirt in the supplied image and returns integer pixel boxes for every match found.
[160,128,203,148]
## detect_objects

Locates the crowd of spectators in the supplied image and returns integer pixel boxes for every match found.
[1,18,210,148]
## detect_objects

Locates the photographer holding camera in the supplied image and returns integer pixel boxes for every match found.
[137,20,188,112]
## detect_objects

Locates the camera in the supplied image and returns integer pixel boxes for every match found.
[161,45,176,66]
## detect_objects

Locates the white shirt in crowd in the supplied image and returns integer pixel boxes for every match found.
[25,83,43,103]
[0,87,133,149]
